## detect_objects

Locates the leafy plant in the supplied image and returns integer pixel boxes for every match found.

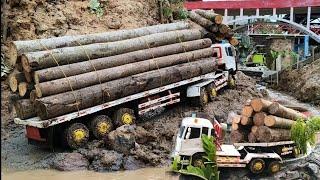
[89,0,104,17]
[175,9,188,20]
[291,116,320,154]
[163,7,173,18]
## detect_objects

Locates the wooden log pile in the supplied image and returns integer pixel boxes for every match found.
[231,98,307,143]
[8,22,219,120]
[188,10,238,46]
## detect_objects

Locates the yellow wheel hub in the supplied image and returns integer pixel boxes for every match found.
[73,129,86,142]
[97,122,110,135]
[254,162,263,171]
[229,78,235,87]
[211,88,217,97]
[122,113,133,124]
[271,164,280,173]
[203,92,209,103]
[194,159,204,168]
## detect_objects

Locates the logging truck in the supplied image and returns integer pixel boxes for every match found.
[171,115,299,175]
[14,43,238,149]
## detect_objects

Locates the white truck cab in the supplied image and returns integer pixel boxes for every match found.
[211,43,237,72]
[172,115,286,174]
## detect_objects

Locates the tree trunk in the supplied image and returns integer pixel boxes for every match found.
[35,48,214,97]
[264,115,296,129]
[188,11,217,32]
[21,29,202,72]
[248,132,257,143]
[240,115,253,126]
[9,22,189,65]
[33,39,212,83]
[268,102,307,120]
[250,98,272,112]
[34,58,217,119]
[8,72,26,92]
[253,112,267,126]
[194,10,223,24]
[18,82,33,97]
[228,37,239,46]
[242,105,254,117]
[256,126,291,142]
[14,99,36,119]
[230,129,248,143]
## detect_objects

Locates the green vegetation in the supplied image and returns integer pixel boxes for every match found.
[291,116,320,154]
[172,135,219,180]
[89,0,104,17]
[175,9,188,20]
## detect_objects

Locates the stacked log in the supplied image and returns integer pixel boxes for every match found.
[9,22,219,120]
[188,10,238,46]
[230,98,307,143]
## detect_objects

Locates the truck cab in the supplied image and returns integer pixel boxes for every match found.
[211,43,237,72]
[172,115,284,174]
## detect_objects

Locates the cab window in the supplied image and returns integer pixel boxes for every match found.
[202,127,209,136]
[179,126,185,138]
[185,127,201,139]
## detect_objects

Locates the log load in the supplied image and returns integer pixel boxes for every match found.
[34,47,215,97]
[34,58,218,119]
[241,106,254,117]
[253,112,267,126]
[248,132,257,143]
[268,102,307,120]
[8,72,26,92]
[9,22,190,65]
[13,99,36,119]
[256,126,291,142]
[230,129,249,143]
[250,98,273,112]
[21,29,202,72]
[33,39,212,83]
[194,10,223,24]
[264,115,296,129]
[232,114,241,124]
[188,11,218,32]
[18,82,33,97]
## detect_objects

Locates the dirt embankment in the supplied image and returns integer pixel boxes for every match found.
[278,59,320,107]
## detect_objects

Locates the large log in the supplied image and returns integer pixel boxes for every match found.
[250,98,272,112]
[230,130,249,143]
[240,116,253,126]
[188,11,217,32]
[264,115,296,129]
[9,22,190,65]
[33,39,212,83]
[256,126,291,142]
[253,112,267,126]
[34,58,217,119]
[21,29,202,72]
[248,132,257,143]
[14,99,36,119]
[242,106,254,117]
[34,48,214,97]
[8,72,26,92]
[194,10,223,24]
[268,102,307,120]
[18,82,33,97]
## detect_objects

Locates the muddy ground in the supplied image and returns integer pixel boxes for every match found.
[1,71,266,171]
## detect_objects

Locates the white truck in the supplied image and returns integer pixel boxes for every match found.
[14,43,238,149]
[172,115,298,174]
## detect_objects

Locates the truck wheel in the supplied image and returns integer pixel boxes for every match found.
[89,115,113,139]
[292,146,301,158]
[249,158,265,174]
[228,75,236,89]
[206,83,217,101]
[113,108,136,127]
[63,123,89,149]
[267,160,281,174]
[192,154,205,168]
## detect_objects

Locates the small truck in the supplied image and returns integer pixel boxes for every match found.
[172,115,298,174]
[14,43,238,149]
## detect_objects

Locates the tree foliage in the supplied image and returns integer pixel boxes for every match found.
[89,0,104,17]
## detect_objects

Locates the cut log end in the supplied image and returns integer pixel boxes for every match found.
[264,116,276,127]
[251,126,258,134]
[228,37,239,46]
[242,106,254,117]
[18,82,28,97]
[23,70,32,83]
[9,75,18,92]
[7,42,18,67]
[240,116,253,126]
[21,55,31,73]
[253,112,267,126]
[251,98,272,112]
[34,84,43,98]
[214,15,223,24]
[34,72,40,84]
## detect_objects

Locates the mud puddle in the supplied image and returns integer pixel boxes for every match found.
[2,167,178,180]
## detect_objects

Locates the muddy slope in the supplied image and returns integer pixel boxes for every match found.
[278,59,320,107]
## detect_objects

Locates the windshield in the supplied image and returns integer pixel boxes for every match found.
[179,126,185,138]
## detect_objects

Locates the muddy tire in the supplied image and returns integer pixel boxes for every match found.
[292,146,301,158]
[89,115,114,139]
[191,153,206,168]
[249,158,265,174]
[206,83,217,101]
[113,108,136,127]
[191,88,209,107]
[63,123,89,149]
[267,160,281,174]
